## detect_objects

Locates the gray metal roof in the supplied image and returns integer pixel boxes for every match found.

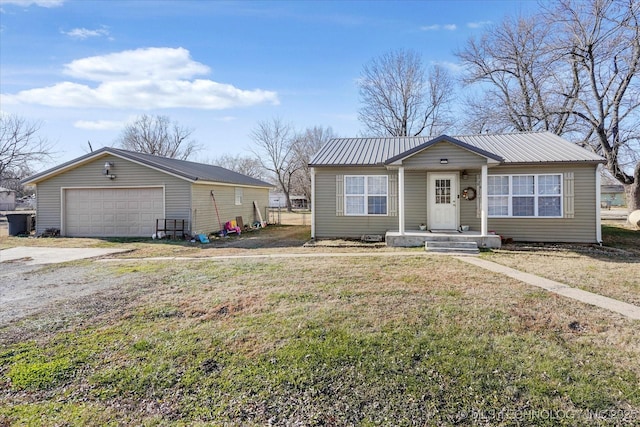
[22,147,273,187]
[309,132,605,166]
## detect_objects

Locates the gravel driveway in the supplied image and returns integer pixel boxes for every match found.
[0,247,131,326]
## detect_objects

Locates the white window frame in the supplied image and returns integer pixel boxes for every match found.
[344,175,388,216]
[235,187,243,206]
[488,174,562,218]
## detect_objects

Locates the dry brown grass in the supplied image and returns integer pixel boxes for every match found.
[116,255,640,371]
[486,244,640,306]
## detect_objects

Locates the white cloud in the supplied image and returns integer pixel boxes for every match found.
[3,47,279,110]
[62,26,109,40]
[421,24,457,31]
[64,47,210,82]
[467,20,492,29]
[74,119,123,130]
[431,61,465,74]
[0,0,64,7]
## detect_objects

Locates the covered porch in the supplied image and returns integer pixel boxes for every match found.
[385,156,501,248]
[377,135,507,249]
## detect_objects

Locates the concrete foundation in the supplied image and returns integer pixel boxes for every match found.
[385,230,502,249]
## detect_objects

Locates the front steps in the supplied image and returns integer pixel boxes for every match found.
[386,231,501,249]
[424,240,480,254]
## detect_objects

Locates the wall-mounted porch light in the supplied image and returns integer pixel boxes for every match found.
[103,161,116,180]
[440,158,448,164]
[462,170,469,179]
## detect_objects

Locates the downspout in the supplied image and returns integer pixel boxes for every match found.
[596,164,602,244]
[311,167,316,239]
[398,166,405,235]
[481,164,488,236]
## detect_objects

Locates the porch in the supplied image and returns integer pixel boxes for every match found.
[385,229,502,249]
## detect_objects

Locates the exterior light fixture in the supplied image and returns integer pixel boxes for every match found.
[440,159,448,164]
[103,161,116,179]
[462,170,469,179]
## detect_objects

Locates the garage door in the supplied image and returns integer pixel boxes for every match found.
[65,188,164,237]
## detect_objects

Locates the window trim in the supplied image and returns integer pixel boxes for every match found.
[488,174,563,218]
[234,187,243,206]
[344,175,389,216]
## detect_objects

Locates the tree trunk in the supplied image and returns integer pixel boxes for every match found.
[283,189,293,212]
[625,162,640,212]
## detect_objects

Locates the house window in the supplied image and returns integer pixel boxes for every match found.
[345,175,388,215]
[488,174,562,217]
[235,187,243,205]
[435,179,451,204]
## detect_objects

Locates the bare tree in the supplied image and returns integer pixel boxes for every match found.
[291,126,337,207]
[456,16,578,134]
[116,114,200,160]
[458,0,640,209]
[249,118,300,211]
[0,114,53,188]
[208,154,266,180]
[549,0,640,210]
[358,49,453,137]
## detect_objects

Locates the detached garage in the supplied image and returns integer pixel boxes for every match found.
[22,147,272,238]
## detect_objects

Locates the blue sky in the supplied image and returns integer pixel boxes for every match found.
[0,0,537,169]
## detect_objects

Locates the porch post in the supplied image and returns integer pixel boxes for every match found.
[481,164,488,236]
[398,166,405,235]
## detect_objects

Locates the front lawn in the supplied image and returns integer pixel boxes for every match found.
[1,253,638,425]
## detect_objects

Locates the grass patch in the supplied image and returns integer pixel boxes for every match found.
[602,223,640,254]
[485,222,640,305]
[1,253,639,425]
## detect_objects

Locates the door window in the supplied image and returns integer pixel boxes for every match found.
[435,179,451,204]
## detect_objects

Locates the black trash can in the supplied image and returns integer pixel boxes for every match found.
[7,213,29,236]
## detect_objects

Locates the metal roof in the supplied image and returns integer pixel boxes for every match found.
[22,147,273,187]
[309,132,605,166]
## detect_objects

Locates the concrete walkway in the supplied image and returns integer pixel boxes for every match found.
[457,256,640,320]
[0,247,131,265]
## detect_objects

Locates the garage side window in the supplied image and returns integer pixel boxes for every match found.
[235,187,243,205]
[344,175,388,216]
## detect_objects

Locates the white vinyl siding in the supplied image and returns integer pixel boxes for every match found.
[344,175,388,216]
[488,174,562,218]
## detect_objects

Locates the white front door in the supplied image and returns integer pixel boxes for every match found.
[429,173,458,230]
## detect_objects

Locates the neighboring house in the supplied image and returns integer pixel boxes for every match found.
[269,192,309,209]
[309,132,605,246]
[600,184,626,208]
[21,147,272,237]
[0,187,16,211]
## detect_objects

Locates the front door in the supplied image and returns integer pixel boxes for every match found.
[429,173,458,230]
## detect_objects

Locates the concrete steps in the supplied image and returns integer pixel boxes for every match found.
[424,240,479,254]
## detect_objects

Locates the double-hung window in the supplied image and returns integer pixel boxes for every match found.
[488,174,562,217]
[345,175,388,215]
